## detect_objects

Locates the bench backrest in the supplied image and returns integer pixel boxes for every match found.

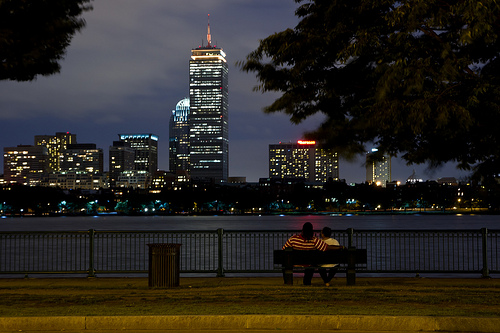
[274,248,367,266]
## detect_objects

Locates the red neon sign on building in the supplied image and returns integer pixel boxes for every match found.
[297,140,316,145]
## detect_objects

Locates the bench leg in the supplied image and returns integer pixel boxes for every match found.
[282,268,293,285]
[303,268,314,285]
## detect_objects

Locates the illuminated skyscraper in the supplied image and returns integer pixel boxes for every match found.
[34,132,76,172]
[189,15,229,183]
[366,148,391,187]
[118,134,158,175]
[169,98,190,173]
[269,140,339,182]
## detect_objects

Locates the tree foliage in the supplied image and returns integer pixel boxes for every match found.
[240,0,500,180]
[0,0,93,81]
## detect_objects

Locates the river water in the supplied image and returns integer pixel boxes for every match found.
[0,213,499,231]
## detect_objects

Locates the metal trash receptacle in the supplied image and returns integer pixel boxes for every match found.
[147,243,181,288]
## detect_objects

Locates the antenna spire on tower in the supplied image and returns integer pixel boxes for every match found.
[207,14,212,47]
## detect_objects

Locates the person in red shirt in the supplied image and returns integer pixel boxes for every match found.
[282,222,328,285]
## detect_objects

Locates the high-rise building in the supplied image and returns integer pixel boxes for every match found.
[35,132,76,172]
[118,134,158,175]
[269,140,339,182]
[366,148,391,187]
[169,97,190,173]
[3,145,48,185]
[60,144,103,174]
[109,141,135,187]
[189,16,229,183]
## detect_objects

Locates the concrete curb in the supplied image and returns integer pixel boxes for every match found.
[0,315,499,332]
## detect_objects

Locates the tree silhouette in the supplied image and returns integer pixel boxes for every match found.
[0,0,93,81]
[240,0,500,180]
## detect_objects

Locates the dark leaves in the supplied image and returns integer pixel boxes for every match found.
[0,0,93,81]
[240,0,500,180]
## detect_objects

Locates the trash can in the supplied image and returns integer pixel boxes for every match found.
[147,243,182,288]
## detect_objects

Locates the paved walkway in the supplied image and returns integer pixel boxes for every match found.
[2,329,444,333]
[0,331,468,333]
[1,314,499,332]
[1,315,500,332]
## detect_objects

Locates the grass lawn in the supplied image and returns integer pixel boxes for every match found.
[1,276,499,317]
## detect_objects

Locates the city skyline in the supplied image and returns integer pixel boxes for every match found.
[0,0,470,183]
[2,130,467,185]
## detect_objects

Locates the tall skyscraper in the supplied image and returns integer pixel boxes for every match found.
[35,132,76,172]
[169,97,190,173]
[189,15,229,183]
[366,148,391,187]
[269,140,339,182]
[118,134,158,175]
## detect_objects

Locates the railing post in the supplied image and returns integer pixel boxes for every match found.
[481,228,490,278]
[346,247,357,286]
[88,229,95,278]
[347,228,354,248]
[217,228,225,277]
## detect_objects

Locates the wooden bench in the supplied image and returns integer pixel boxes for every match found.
[273,247,367,286]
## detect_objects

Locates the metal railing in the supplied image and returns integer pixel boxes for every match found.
[0,228,498,277]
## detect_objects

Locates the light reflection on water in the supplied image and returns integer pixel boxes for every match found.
[0,214,499,231]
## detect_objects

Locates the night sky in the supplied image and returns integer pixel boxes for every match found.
[0,0,469,183]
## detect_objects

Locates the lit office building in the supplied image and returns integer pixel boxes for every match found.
[109,141,135,187]
[189,16,229,183]
[118,134,158,176]
[366,148,391,187]
[115,170,151,189]
[269,140,339,182]
[169,97,190,173]
[3,145,48,185]
[35,132,76,172]
[40,172,107,190]
[60,144,103,174]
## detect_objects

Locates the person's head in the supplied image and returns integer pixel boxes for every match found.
[322,227,332,238]
[301,222,314,240]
